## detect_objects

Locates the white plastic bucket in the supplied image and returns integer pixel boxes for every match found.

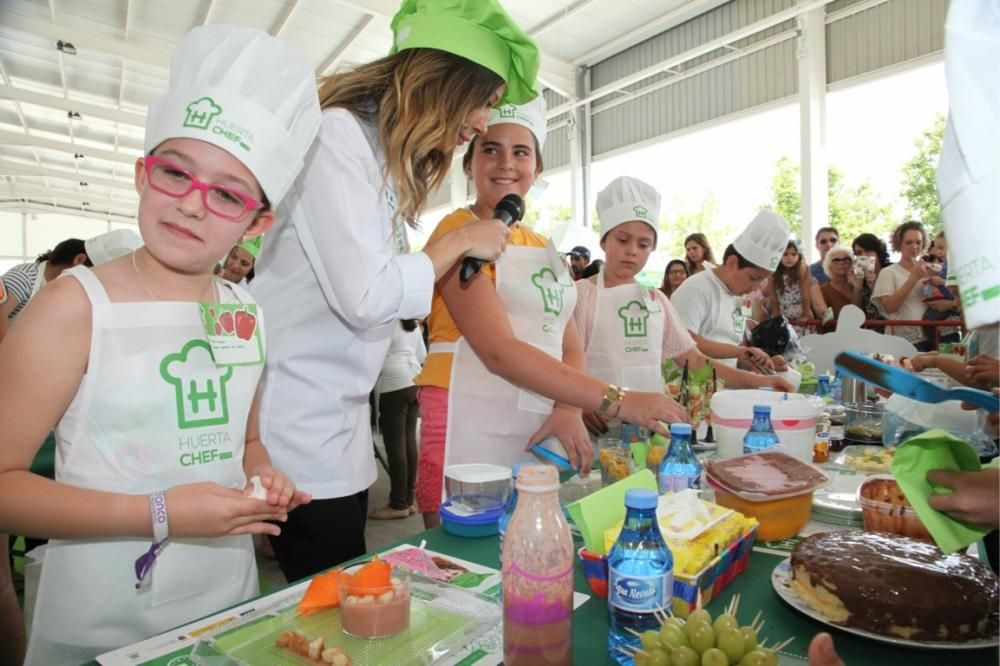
[710,390,825,462]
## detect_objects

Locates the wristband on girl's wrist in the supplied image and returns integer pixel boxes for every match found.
[135,491,170,589]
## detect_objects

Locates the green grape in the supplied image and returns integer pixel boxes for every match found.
[647,648,670,666]
[658,623,689,649]
[738,651,768,666]
[671,645,700,666]
[634,654,651,666]
[715,628,745,664]
[687,608,713,627]
[762,651,779,666]
[738,626,758,652]
[688,622,716,655]
[712,613,739,635]
[700,647,731,666]
[683,618,710,638]
[664,616,686,629]
[640,630,661,652]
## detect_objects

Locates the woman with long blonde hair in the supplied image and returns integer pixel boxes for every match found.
[251,0,542,581]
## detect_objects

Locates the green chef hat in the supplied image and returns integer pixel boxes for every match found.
[389,0,540,105]
[237,235,264,259]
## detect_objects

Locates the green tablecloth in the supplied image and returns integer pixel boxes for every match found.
[409,528,998,665]
[87,526,999,665]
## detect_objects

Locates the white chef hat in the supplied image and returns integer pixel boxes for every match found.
[85,228,142,265]
[487,95,548,150]
[732,210,791,271]
[144,25,321,207]
[596,176,661,242]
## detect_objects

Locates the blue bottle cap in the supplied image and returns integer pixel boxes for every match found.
[753,404,772,415]
[669,423,692,437]
[625,488,658,510]
[511,461,534,478]
[818,375,830,385]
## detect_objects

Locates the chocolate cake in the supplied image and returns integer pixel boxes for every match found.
[790,531,999,642]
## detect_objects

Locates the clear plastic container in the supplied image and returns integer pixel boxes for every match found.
[339,570,411,639]
[856,475,931,540]
[444,463,510,512]
[705,449,830,542]
[843,402,884,445]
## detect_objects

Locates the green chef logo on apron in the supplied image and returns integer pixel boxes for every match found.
[618,300,651,338]
[160,339,233,430]
[531,267,564,315]
[731,300,751,342]
[183,97,222,130]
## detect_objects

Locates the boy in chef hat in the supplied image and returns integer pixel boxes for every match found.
[572,176,792,435]
[0,25,318,665]
[672,209,792,370]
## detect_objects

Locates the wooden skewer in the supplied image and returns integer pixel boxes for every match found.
[657,603,672,618]
[625,627,644,639]
[615,645,651,658]
[771,636,796,653]
[755,620,766,635]
[731,592,741,616]
[750,610,762,632]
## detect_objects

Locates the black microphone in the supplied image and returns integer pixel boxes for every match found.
[459,193,524,283]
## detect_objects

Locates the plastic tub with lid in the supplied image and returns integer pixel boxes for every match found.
[705,449,830,541]
[710,390,825,461]
[444,464,511,513]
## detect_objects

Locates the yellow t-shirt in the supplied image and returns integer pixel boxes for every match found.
[414,207,549,389]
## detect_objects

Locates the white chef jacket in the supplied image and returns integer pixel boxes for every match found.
[376,321,426,395]
[670,269,751,367]
[252,108,435,498]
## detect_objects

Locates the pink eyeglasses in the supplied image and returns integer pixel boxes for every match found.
[143,155,264,221]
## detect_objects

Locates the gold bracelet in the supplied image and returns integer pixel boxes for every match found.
[609,389,627,418]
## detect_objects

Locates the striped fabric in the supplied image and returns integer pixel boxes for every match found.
[1,262,39,320]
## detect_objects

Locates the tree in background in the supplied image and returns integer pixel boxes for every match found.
[900,113,945,234]
[764,156,895,244]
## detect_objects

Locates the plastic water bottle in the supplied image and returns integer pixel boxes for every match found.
[658,423,701,493]
[830,372,843,404]
[743,404,781,454]
[607,489,673,664]
[498,462,529,565]
[502,465,573,665]
[817,375,832,403]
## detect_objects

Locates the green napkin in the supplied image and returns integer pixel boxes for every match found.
[891,428,988,554]
[566,469,657,554]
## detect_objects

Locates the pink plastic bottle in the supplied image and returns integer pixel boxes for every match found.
[501,465,574,665]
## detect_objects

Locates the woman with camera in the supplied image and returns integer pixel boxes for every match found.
[871,221,936,349]
[809,245,862,332]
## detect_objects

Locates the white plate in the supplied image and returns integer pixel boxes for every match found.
[771,558,999,650]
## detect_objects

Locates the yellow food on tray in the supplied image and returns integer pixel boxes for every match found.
[843,447,896,472]
[603,495,757,576]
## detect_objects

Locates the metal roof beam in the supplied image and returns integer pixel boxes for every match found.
[271,0,301,37]
[1,201,137,224]
[318,14,373,76]
[0,159,137,192]
[0,10,171,68]
[0,129,139,166]
[529,0,602,38]
[549,0,837,118]
[0,85,147,126]
[0,184,137,210]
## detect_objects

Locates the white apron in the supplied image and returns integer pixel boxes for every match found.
[25,267,260,666]
[443,241,576,469]
[585,268,665,392]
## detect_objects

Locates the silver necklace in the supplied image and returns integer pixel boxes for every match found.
[131,251,158,300]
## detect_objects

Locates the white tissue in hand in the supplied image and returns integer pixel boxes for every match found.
[248,475,267,500]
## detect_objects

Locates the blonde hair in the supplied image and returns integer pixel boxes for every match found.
[318,49,503,227]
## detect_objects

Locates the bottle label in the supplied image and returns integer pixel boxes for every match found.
[608,567,672,612]
[659,474,700,493]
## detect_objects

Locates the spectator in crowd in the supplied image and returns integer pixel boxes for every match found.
[851,232,892,332]
[765,238,813,336]
[809,226,839,284]
[579,258,604,279]
[567,245,591,279]
[872,221,935,349]
[810,245,862,331]
[0,238,91,339]
[370,319,425,520]
[684,232,716,275]
[660,259,689,298]
[672,210,792,372]
[920,230,961,346]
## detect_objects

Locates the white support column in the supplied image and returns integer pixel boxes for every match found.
[569,65,592,236]
[796,2,828,261]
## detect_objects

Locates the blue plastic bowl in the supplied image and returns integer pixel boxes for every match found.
[439,500,502,538]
